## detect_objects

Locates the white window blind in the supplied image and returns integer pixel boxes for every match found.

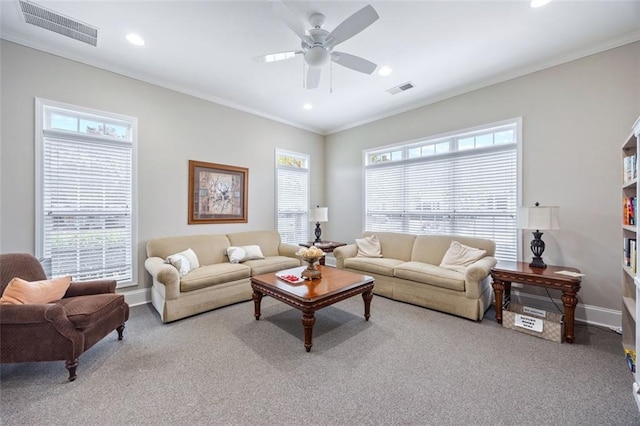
[276,149,309,244]
[36,99,137,285]
[364,121,519,261]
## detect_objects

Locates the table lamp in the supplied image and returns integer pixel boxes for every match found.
[309,205,328,244]
[520,202,560,269]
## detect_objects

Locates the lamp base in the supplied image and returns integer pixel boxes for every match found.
[314,222,322,244]
[529,230,547,269]
[529,257,547,269]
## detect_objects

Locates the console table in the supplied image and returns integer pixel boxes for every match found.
[490,261,582,343]
[299,241,346,265]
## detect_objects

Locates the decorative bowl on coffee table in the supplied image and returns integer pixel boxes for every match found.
[300,256,323,280]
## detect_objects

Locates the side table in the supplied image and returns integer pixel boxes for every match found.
[299,241,346,266]
[490,261,582,343]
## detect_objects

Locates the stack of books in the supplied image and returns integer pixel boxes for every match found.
[624,237,637,272]
[624,196,637,226]
[624,153,637,183]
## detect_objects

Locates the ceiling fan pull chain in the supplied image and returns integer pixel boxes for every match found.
[330,60,333,94]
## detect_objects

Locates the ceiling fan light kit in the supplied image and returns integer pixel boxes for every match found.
[305,46,330,67]
[257,1,379,90]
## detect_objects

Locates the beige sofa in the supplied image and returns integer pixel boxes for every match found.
[144,230,302,323]
[333,232,497,321]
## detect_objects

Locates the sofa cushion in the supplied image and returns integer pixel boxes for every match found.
[362,231,416,261]
[55,293,125,330]
[244,256,301,276]
[394,262,466,292]
[227,231,281,257]
[147,234,231,267]
[356,235,383,257]
[344,257,405,277]
[180,263,250,292]
[1,276,72,305]
[440,241,486,269]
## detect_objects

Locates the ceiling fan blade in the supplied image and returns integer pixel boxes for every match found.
[271,1,308,41]
[331,52,377,74]
[306,67,321,89]
[253,50,302,63]
[326,5,379,48]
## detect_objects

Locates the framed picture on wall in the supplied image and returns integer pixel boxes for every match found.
[188,160,248,224]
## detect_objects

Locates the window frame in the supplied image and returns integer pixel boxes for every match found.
[275,148,311,244]
[362,118,523,261]
[34,98,138,288]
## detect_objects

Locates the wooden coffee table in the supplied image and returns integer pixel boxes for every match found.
[251,265,374,352]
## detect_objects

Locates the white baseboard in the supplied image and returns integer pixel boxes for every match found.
[511,290,621,329]
[633,382,640,411]
[120,287,152,307]
[115,282,623,329]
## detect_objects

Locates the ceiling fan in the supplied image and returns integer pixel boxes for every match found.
[254,1,379,89]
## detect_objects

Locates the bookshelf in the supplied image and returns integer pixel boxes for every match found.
[622,116,640,410]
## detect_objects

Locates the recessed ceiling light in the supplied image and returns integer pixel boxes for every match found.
[378,66,392,77]
[126,33,145,46]
[303,103,313,110]
[530,0,552,8]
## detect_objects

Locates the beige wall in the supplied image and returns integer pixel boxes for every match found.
[2,38,639,322]
[0,41,325,292]
[325,42,640,319]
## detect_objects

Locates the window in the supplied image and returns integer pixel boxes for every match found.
[35,99,137,287]
[364,119,520,261]
[275,149,309,244]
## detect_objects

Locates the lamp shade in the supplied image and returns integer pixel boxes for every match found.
[309,207,328,223]
[519,205,560,230]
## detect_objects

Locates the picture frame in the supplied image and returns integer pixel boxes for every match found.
[188,160,248,224]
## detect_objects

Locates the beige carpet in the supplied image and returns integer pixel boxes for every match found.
[1,295,638,425]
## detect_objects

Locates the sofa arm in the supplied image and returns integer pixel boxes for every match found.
[64,280,117,297]
[0,303,83,360]
[144,257,181,300]
[464,256,497,299]
[333,244,358,269]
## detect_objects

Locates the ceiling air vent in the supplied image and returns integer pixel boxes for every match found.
[386,82,415,95]
[19,0,98,46]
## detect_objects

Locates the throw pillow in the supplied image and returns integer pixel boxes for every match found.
[226,245,266,264]
[165,248,200,276]
[175,248,200,269]
[0,275,72,305]
[439,241,486,269]
[165,254,191,276]
[355,235,383,258]
[242,245,265,261]
[227,246,247,264]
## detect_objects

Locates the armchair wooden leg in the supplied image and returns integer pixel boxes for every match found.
[116,323,125,340]
[66,359,78,381]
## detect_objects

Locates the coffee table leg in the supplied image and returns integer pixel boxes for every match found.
[362,290,373,321]
[252,290,263,320]
[302,311,315,352]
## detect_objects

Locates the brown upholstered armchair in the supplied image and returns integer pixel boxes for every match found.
[0,253,130,381]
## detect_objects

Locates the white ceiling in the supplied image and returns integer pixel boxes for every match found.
[1,0,639,135]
